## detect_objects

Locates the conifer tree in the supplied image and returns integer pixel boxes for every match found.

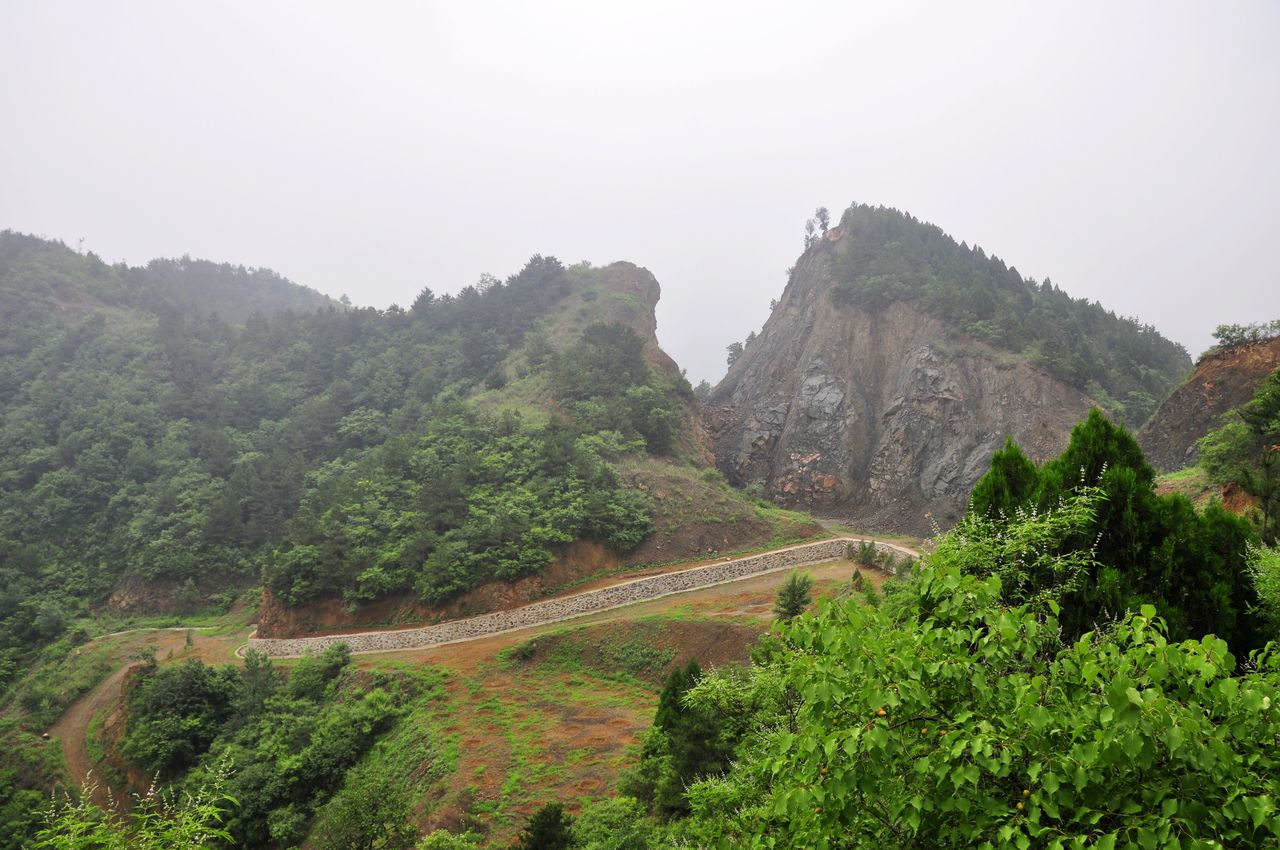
[515,803,573,850]
[773,571,813,623]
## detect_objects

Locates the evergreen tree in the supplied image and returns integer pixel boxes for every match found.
[814,206,830,234]
[515,802,574,850]
[648,660,731,816]
[968,437,1038,517]
[967,409,1262,651]
[773,571,813,622]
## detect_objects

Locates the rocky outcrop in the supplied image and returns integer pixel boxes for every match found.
[1138,338,1280,472]
[707,227,1099,534]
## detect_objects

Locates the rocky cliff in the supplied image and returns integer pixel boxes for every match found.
[1138,338,1280,472]
[706,225,1101,534]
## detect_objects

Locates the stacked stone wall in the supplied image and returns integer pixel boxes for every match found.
[245,537,912,658]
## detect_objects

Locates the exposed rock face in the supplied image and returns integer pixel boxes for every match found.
[707,228,1099,534]
[1138,338,1280,472]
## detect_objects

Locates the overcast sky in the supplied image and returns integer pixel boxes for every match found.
[2,2,1276,382]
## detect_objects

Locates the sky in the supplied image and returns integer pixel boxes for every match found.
[1,1,1277,383]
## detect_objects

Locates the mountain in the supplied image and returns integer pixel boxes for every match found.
[0,234,814,669]
[1138,336,1280,472]
[0,230,336,327]
[706,205,1191,533]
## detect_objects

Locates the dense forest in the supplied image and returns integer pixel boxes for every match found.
[826,205,1191,425]
[0,233,686,689]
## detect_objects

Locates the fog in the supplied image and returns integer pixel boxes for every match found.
[2,1,1276,381]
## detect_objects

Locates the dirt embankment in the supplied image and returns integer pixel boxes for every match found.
[1139,338,1280,472]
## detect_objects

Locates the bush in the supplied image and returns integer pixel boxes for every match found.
[676,510,1280,848]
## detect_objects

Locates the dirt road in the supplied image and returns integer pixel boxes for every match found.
[48,539,914,807]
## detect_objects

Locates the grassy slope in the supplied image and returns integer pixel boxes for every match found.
[318,556,886,847]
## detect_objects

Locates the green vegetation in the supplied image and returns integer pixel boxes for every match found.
[114,644,419,848]
[1205,320,1280,356]
[265,405,654,606]
[622,661,733,818]
[1197,368,1280,542]
[0,234,685,686]
[36,766,235,850]
[969,409,1262,652]
[514,802,574,850]
[826,205,1190,424]
[665,499,1280,847]
[772,572,813,622]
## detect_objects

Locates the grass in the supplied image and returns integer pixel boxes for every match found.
[498,623,676,685]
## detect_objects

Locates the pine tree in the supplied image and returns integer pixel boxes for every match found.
[515,802,574,850]
[969,437,1039,517]
[773,571,813,622]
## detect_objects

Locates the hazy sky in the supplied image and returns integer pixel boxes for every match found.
[2,2,1277,382]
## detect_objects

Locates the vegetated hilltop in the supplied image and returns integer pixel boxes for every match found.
[1139,332,1280,472]
[0,230,336,332]
[707,204,1190,533]
[0,233,814,672]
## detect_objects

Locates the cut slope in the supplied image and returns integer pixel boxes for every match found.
[1138,337,1280,472]
[708,205,1189,533]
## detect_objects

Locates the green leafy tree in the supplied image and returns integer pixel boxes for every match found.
[676,504,1280,848]
[773,571,813,622]
[314,766,416,850]
[571,796,652,850]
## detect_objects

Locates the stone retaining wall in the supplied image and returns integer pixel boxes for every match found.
[245,537,913,658]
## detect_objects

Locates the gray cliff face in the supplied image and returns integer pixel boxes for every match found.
[706,227,1098,534]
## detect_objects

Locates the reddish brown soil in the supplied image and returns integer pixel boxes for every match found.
[1139,338,1280,472]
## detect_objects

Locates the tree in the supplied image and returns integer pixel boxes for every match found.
[677,510,1280,848]
[773,571,813,622]
[410,287,436,313]
[814,206,830,234]
[314,767,416,850]
[514,802,574,850]
[968,409,1263,652]
[692,380,712,402]
[572,797,653,850]
[803,218,817,249]
[968,437,1038,518]
[726,342,744,368]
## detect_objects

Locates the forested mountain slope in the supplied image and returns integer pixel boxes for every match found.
[707,204,1191,533]
[0,234,812,680]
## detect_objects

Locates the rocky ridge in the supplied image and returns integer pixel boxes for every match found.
[706,226,1099,534]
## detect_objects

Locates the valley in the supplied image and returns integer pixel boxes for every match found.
[1,204,1276,849]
